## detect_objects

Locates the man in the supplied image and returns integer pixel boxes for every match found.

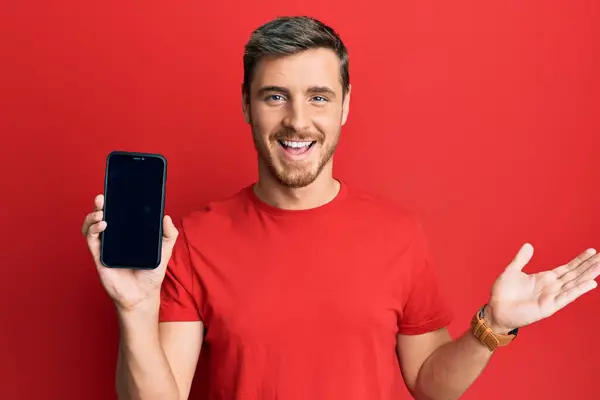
[82,16,599,400]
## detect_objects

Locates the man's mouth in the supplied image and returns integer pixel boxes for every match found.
[277,140,317,156]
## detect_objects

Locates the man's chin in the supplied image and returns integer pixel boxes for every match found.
[273,167,319,189]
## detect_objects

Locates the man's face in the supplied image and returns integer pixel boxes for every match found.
[244,48,351,188]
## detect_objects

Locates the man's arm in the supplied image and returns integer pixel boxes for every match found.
[397,325,496,400]
[115,298,203,400]
[397,245,600,400]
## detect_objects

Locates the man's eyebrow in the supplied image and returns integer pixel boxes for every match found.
[256,86,290,96]
[307,85,337,99]
[256,85,337,99]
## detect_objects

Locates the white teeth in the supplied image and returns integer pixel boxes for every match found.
[282,140,312,148]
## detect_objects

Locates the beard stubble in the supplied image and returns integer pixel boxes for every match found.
[252,126,340,189]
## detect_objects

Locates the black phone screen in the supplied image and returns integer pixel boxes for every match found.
[101,152,166,269]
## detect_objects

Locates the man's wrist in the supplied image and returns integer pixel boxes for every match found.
[482,304,513,335]
[116,295,161,334]
[115,294,161,316]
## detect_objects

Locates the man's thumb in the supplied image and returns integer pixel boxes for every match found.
[163,215,178,241]
[158,215,179,270]
[506,243,535,272]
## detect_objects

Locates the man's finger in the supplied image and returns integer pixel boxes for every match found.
[553,248,597,278]
[87,220,107,239]
[559,253,600,288]
[94,194,104,211]
[82,211,104,236]
[561,261,600,291]
[158,215,178,271]
[506,243,535,272]
[162,215,178,241]
[81,195,104,236]
[554,279,597,311]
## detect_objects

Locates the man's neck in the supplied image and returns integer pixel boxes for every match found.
[253,164,340,211]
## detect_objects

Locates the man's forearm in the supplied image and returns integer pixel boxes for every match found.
[115,299,179,400]
[414,327,493,400]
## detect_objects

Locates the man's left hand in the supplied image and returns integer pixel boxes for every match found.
[484,244,599,334]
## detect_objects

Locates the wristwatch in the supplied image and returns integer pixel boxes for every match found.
[470,305,519,351]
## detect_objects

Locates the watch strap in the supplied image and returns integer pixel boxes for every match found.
[470,305,518,351]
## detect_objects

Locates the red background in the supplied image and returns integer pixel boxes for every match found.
[1,1,598,399]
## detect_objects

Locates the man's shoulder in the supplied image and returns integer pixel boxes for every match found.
[345,183,421,231]
[177,185,252,232]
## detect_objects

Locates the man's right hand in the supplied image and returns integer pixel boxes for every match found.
[81,194,179,313]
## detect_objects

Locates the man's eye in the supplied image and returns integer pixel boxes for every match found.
[313,96,328,102]
[267,95,284,101]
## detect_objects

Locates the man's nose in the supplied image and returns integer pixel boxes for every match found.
[282,101,311,133]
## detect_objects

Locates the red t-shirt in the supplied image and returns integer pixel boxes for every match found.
[159,181,453,399]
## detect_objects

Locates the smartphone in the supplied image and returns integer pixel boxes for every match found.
[100,151,167,269]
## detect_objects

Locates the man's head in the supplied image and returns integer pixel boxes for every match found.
[242,16,351,189]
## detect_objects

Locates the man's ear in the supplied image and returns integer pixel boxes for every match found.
[341,84,351,126]
[242,84,250,124]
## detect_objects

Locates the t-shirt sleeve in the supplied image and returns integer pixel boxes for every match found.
[397,219,454,335]
[159,218,203,322]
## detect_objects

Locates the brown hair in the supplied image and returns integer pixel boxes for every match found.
[242,16,350,103]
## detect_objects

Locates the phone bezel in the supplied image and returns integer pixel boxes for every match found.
[99,150,168,270]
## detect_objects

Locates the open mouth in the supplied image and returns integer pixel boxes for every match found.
[277,140,317,156]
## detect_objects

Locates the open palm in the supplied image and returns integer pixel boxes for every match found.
[487,244,599,332]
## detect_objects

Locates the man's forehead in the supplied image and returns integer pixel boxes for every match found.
[252,48,342,92]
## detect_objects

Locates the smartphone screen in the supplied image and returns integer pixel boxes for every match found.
[100,151,167,269]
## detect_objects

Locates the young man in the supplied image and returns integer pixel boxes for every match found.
[82,16,599,400]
